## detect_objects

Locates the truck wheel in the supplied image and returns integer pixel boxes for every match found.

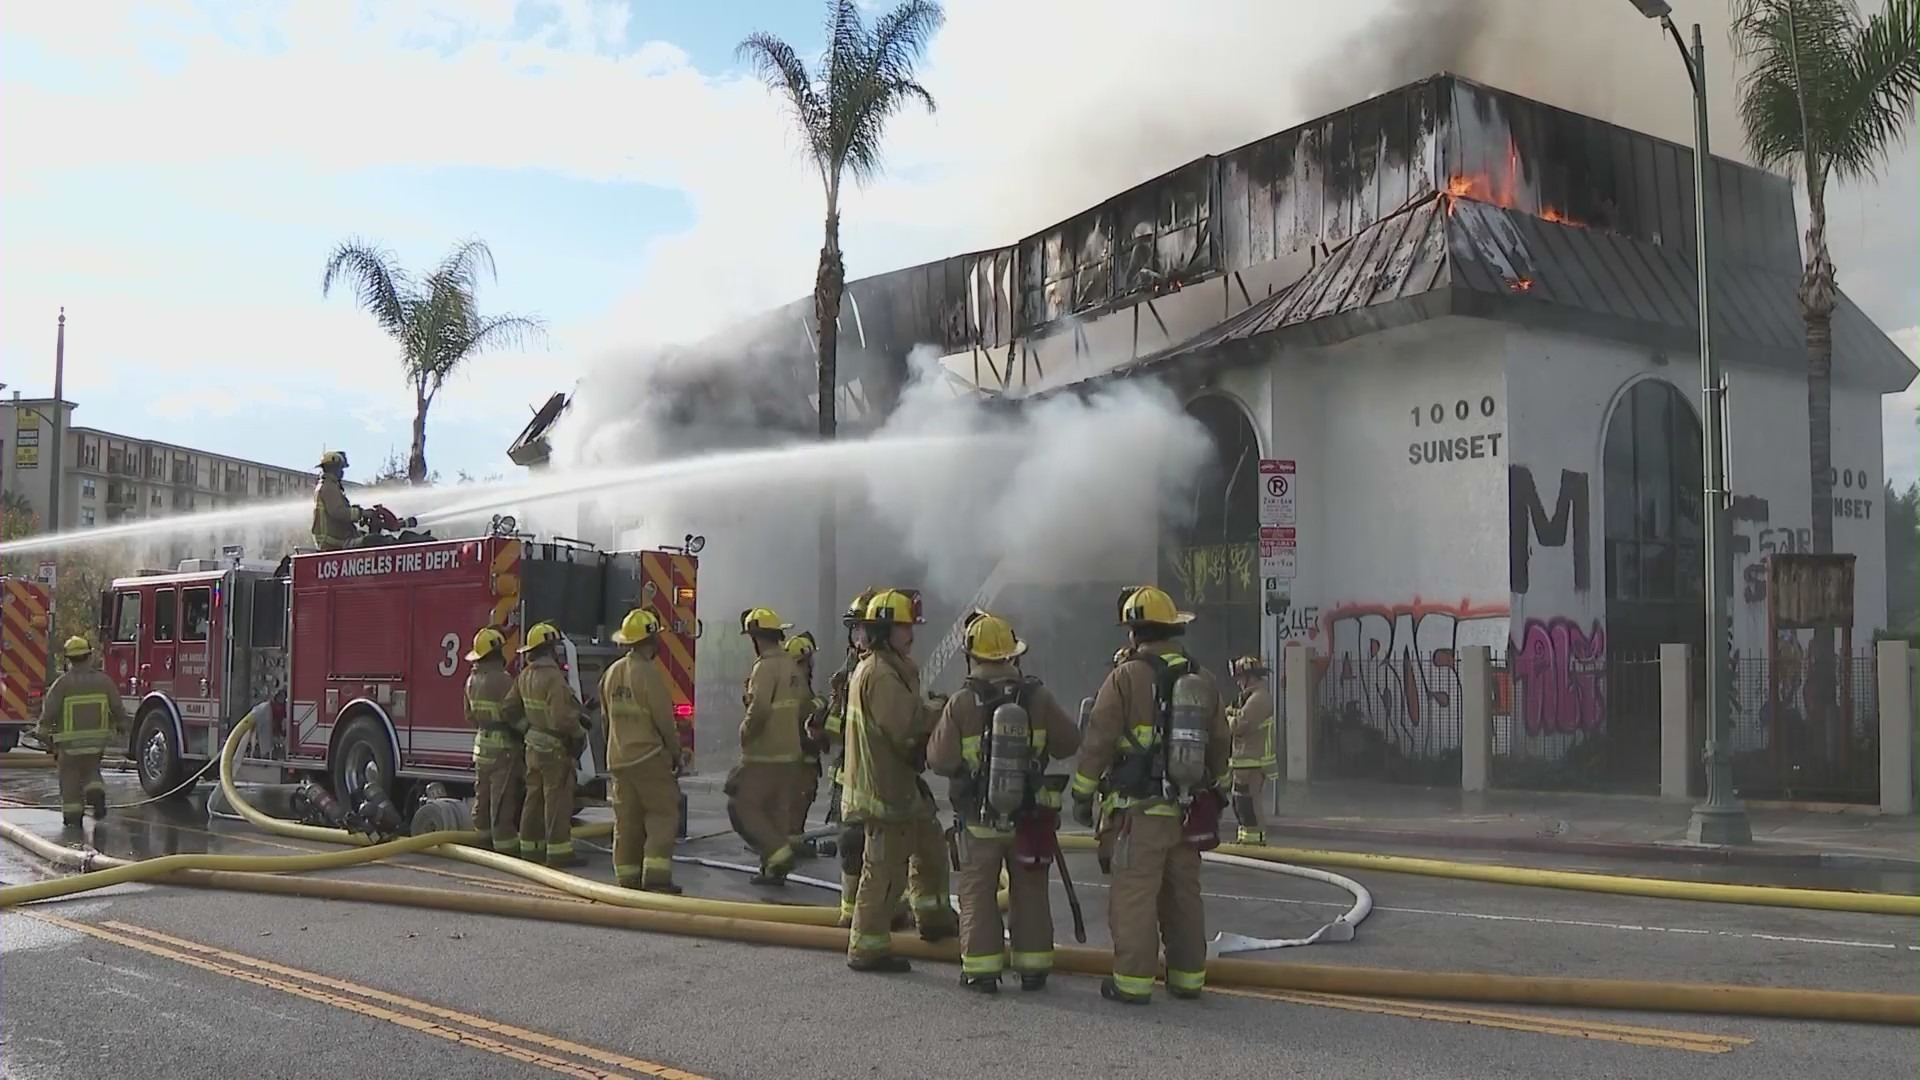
[332,716,396,810]
[0,729,17,752]
[135,709,192,798]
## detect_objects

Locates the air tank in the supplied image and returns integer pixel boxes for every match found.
[986,701,1031,817]
[1165,672,1211,795]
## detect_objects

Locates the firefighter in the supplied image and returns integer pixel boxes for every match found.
[514,621,585,868]
[728,608,808,885]
[465,628,526,855]
[785,631,826,859]
[825,589,911,930]
[38,636,129,828]
[311,450,364,551]
[928,611,1081,993]
[843,587,956,973]
[1227,655,1277,845]
[601,609,684,894]
[1070,585,1231,1005]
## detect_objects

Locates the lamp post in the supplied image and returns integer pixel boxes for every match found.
[1627,1,1751,843]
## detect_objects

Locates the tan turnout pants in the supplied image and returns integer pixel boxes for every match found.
[1231,767,1268,843]
[56,751,105,821]
[519,749,575,864]
[847,815,951,962]
[610,757,680,887]
[1105,810,1207,1000]
[957,831,1054,979]
[473,751,524,853]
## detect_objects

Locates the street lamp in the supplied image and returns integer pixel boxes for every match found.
[1627,1,1751,844]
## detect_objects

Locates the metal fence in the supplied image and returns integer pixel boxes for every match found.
[1728,649,1881,804]
[1312,653,1464,785]
[1489,650,1662,795]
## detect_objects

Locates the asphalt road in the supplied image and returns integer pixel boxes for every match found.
[1,767,1914,1080]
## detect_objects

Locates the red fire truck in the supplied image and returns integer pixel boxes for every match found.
[1,575,54,750]
[99,526,702,809]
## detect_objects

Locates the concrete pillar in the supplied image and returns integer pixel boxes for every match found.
[1284,644,1315,783]
[1877,642,1915,816]
[1660,643,1694,801]
[1460,646,1492,792]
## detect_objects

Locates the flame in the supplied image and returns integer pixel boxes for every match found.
[1507,275,1535,292]
[1443,137,1588,229]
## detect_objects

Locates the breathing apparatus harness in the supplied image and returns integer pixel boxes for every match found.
[1097,649,1224,853]
[956,674,1063,832]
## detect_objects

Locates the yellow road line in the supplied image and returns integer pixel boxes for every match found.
[27,912,662,1079]
[1213,986,1750,1053]
[99,919,700,1079]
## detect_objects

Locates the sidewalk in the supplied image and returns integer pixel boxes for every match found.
[1263,782,1920,871]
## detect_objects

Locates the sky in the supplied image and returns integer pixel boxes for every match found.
[0,0,1914,488]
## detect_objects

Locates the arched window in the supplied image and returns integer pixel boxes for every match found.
[1160,394,1261,672]
[1603,380,1704,608]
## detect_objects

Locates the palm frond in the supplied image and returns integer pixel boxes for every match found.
[320,240,411,337]
[1826,0,1920,179]
[432,238,499,296]
[738,31,830,171]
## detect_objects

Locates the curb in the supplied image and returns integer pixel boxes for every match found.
[1269,821,1920,873]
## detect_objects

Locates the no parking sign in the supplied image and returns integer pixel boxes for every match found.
[1258,459,1295,526]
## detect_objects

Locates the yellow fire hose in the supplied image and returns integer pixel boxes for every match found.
[0,751,57,769]
[1,818,1911,1027]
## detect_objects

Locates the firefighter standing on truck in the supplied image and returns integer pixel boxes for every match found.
[1227,655,1277,845]
[311,450,364,552]
[928,611,1080,993]
[728,608,807,886]
[465,628,526,855]
[1070,585,1230,1005]
[843,587,956,973]
[515,621,584,868]
[601,608,685,894]
[825,589,912,930]
[39,636,129,828]
[785,631,826,859]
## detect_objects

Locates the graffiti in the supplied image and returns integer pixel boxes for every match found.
[1275,604,1321,641]
[1168,543,1255,606]
[1509,618,1607,736]
[1318,601,1510,748]
[1509,466,1590,595]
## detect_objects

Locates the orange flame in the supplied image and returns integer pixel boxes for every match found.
[1507,275,1535,292]
[1443,138,1588,229]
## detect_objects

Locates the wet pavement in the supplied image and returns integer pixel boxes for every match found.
[4,764,1916,1080]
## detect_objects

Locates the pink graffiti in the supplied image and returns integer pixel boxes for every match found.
[1512,618,1606,736]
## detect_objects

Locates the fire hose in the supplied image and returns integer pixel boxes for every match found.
[1,818,1913,1026]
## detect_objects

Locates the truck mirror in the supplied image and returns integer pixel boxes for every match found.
[97,589,112,639]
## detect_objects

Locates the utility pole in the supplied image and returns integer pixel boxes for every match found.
[1676,22,1751,845]
[45,308,67,673]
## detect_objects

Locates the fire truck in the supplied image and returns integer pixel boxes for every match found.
[1,575,53,750]
[99,520,702,810]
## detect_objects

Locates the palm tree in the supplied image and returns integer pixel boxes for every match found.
[738,0,944,621]
[1730,0,1917,731]
[322,238,545,484]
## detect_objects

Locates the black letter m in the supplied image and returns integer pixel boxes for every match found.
[1509,465,1589,594]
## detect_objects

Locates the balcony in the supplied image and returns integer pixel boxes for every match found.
[105,484,137,509]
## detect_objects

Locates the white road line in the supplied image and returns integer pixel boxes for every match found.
[1064,879,1920,953]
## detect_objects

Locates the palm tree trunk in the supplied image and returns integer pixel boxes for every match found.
[1801,195,1839,750]
[814,200,845,627]
[409,383,431,486]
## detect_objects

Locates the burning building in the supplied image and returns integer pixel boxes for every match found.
[512,74,1915,790]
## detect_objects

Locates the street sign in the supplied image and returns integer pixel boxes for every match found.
[1258,459,1296,526]
[1259,526,1296,581]
[35,560,56,587]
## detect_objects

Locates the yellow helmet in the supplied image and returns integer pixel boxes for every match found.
[612,608,663,645]
[784,631,817,660]
[1230,655,1269,678]
[1118,585,1194,627]
[864,588,924,626]
[518,621,563,654]
[842,588,879,627]
[963,612,1026,661]
[318,449,349,471]
[740,607,793,635]
[465,628,506,662]
[62,636,92,660]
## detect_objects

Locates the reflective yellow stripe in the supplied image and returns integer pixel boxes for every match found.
[545,841,574,857]
[741,752,803,764]
[1110,973,1155,997]
[1008,950,1053,972]
[824,711,844,736]
[1069,772,1098,797]
[1166,968,1206,992]
[1031,727,1048,756]
[961,953,1005,975]
[1034,788,1062,809]
[960,735,981,769]
[525,729,567,755]
[965,822,1008,838]
[851,932,891,953]
[911,894,942,912]
[1128,723,1156,748]
[56,692,111,748]
[614,863,644,879]
[642,856,672,871]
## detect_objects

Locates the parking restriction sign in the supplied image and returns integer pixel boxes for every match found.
[1258,459,1296,526]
